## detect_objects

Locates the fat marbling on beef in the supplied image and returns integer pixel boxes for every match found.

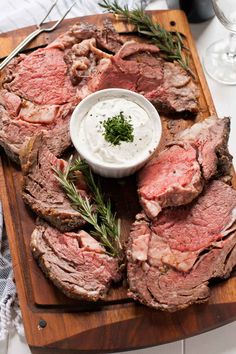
[20,132,88,231]
[138,116,232,218]
[127,180,236,311]
[31,220,121,301]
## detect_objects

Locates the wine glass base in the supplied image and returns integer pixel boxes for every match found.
[203,39,236,85]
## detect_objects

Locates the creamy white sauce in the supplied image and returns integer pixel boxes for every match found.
[78,97,154,166]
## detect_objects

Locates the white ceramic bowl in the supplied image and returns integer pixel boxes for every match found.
[70,89,162,178]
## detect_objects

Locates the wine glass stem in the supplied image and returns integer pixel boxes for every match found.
[227,33,236,60]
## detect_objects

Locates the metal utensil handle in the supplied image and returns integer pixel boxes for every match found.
[0,28,42,71]
[0,1,76,71]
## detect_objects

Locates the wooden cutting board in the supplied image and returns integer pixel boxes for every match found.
[1,10,236,354]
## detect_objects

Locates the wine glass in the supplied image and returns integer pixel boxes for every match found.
[203,0,236,85]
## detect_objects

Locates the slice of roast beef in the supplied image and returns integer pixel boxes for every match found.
[88,41,199,114]
[88,41,162,93]
[138,142,203,218]
[178,116,232,180]
[127,180,236,311]
[31,221,121,301]
[4,47,76,105]
[0,44,77,162]
[20,133,87,231]
[0,95,73,163]
[138,116,232,218]
[144,62,198,113]
[49,20,123,53]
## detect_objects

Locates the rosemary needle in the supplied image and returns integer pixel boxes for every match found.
[99,0,195,78]
[53,158,122,258]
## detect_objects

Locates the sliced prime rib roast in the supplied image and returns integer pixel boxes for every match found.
[20,132,88,231]
[138,116,232,218]
[0,21,122,163]
[0,21,199,163]
[0,43,78,163]
[127,180,236,311]
[178,115,232,180]
[138,142,203,218]
[31,220,121,301]
[88,41,199,114]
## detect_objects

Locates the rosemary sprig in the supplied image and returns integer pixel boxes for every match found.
[53,158,122,258]
[99,0,195,78]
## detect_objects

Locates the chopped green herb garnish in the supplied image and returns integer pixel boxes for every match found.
[102,111,134,146]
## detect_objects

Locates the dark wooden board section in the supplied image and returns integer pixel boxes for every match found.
[1,10,236,354]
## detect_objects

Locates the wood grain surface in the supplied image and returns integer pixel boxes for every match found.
[1,10,236,354]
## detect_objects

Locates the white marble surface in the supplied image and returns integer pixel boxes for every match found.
[2,2,236,354]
